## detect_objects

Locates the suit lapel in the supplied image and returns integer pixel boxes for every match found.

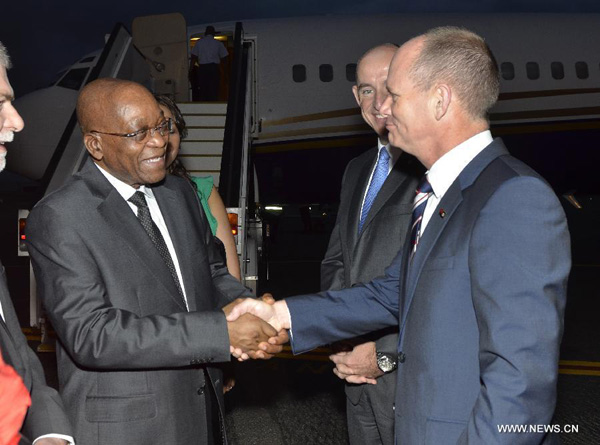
[83,161,187,311]
[398,139,509,333]
[344,150,376,248]
[399,182,463,330]
[153,183,199,312]
[358,156,416,237]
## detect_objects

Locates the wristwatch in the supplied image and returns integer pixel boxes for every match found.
[376,352,398,373]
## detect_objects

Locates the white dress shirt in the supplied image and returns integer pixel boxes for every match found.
[95,164,189,309]
[191,35,228,64]
[421,130,494,235]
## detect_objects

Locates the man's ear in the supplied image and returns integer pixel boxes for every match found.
[84,133,104,161]
[431,84,451,121]
[352,85,360,107]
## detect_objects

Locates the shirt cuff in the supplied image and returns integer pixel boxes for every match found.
[33,434,75,445]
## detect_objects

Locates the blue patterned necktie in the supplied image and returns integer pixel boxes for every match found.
[128,191,186,308]
[410,175,433,259]
[359,147,391,234]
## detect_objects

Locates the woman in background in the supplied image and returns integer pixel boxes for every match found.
[156,94,241,281]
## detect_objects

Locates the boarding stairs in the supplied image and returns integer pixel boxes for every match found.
[176,102,227,186]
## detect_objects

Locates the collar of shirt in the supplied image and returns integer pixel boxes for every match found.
[94,163,188,306]
[94,163,155,205]
[426,130,493,200]
[377,139,402,172]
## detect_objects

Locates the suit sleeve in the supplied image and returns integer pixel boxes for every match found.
[288,250,402,354]
[27,204,233,370]
[459,176,570,444]
[21,345,74,442]
[320,163,351,291]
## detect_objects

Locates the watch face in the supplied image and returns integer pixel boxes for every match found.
[377,353,396,373]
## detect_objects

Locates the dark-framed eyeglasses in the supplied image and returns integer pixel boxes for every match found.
[90,118,172,143]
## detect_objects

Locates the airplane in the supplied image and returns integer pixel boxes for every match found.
[2,12,599,326]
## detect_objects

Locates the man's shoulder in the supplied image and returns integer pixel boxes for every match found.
[344,147,378,176]
[32,173,89,213]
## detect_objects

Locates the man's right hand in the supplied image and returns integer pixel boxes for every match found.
[227,313,281,361]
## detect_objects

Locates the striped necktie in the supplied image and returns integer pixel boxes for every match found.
[359,147,390,234]
[410,175,433,258]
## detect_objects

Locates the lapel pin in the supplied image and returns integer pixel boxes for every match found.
[439,209,446,218]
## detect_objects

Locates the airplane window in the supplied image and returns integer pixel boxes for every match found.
[526,62,540,80]
[346,64,357,82]
[57,68,90,90]
[319,64,334,82]
[292,64,306,83]
[500,62,514,80]
[575,62,589,79]
[551,62,564,80]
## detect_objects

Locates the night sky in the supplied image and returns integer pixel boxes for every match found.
[3,0,600,95]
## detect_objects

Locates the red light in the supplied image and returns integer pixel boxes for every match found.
[228,213,238,236]
[19,218,27,241]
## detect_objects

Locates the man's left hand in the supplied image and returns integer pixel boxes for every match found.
[329,341,383,385]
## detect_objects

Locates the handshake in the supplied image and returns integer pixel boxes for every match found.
[223,294,291,361]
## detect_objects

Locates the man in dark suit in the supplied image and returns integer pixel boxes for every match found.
[26,78,282,444]
[321,44,419,444]
[0,41,74,445]
[228,27,570,444]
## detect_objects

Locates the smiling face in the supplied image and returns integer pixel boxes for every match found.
[84,84,168,188]
[352,46,396,144]
[381,38,435,164]
[0,65,24,172]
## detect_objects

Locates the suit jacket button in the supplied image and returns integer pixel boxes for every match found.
[398,352,406,363]
[197,387,204,395]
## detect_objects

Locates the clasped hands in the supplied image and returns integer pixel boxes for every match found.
[223,294,290,361]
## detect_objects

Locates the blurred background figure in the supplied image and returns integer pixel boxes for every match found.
[156,94,241,281]
[189,25,228,101]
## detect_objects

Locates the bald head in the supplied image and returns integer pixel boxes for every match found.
[79,78,169,188]
[356,43,397,86]
[353,43,398,142]
[407,27,499,120]
[76,78,157,133]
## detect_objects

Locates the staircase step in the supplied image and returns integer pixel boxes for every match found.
[179,156,222,171]
[180,141,223,156]
[186,128,225,141]
[185,115,226,127]
[177,102,227,114]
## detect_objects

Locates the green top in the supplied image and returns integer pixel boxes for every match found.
[191,176,218,235]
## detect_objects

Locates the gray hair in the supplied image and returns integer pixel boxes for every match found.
[409,27,499,120]
[0,41,11,69]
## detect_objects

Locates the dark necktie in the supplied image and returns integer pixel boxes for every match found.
[359,147,391,234]
[128,191,186,308]
[410,175,433,259]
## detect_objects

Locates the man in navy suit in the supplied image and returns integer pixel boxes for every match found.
[228,27,570,444]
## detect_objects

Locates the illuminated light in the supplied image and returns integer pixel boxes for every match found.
[19,218,27,241]
[265,206,283,211]
[228,212,238,236]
